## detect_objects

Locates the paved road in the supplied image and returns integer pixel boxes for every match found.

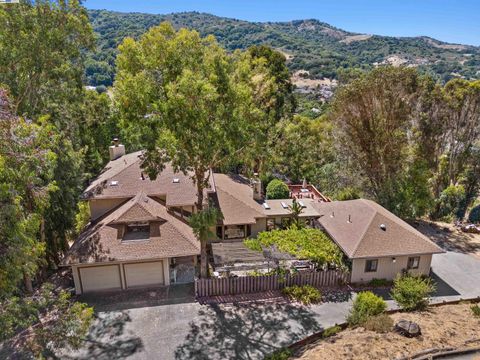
[62,251,480,360]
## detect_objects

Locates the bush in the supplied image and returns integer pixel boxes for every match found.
[322,325,342,338]
[471,304,480,317]
[363,314,394,333]
[266,179,290,199]
[391,275,435,311]
[282,285,321,305]
[336,187,361,201]
[347,291,387,326]
[368,278,391,287]
[264,348,292,360]
[468,205,480,223]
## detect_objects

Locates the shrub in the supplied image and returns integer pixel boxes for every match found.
[336,187,361,201]
[282,285,321,305]
[264,347,292,360]
[363,314,394,333]
[391,275,435,311]
[347,291,387,326]
[266,179,289,199]
[468,205,480,223]
[368,278,391,287]
[471,304,480,317]
[322,325,342,338]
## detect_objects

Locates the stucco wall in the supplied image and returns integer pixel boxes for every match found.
[251,218,266,237]
[350,254,433,283]
[89,198,127,220]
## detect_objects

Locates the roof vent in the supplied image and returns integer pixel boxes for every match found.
[263,202,271,210]
[331,211,335,218]
[348,214,352,223]
[110,180,119,186]
[173,178,180,183]
[281,201,288,209]
[380,224,387,231]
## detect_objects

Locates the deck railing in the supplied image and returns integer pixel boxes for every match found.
[194,270,350,298]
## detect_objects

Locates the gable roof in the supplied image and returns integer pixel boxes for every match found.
[312,199,444,259]
[64,193,199,265]
[83,151,212,207]
[212,173,265,225]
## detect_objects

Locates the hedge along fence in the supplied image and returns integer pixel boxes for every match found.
[195,270,350,298]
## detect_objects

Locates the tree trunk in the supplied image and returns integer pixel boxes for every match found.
[24,272,33,293]
[195,170,207,278]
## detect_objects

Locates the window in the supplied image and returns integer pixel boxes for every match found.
[266,219,276,231]
[365,259,378,272]
[407,256,420,269]
[216,226,223,240]
[224,225,245,239]
[281,217,290,229]
[123,222,150,241]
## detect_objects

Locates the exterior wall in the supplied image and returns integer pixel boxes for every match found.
[89,198,128,220]
[251,218,266,237]
[350,254,433,283]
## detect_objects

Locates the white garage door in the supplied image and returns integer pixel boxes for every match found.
[79,265,121,292]
[124,261,165,288]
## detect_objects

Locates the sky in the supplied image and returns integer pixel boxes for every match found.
[84,0,480,46]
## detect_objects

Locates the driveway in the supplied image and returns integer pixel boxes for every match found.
[431,251,480,299]
[62,251,480,360]
[62,286,354,360]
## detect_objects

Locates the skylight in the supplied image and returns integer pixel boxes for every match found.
[263,202,271,210]
[110,180,119,186]
[281,201,288,209]
[173,178,180,183]
[298,201,306,208]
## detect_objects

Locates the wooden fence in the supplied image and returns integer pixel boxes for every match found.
[194,270,350,298]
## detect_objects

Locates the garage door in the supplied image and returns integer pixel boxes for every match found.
[124,261,165,288]
[79,265,121,292]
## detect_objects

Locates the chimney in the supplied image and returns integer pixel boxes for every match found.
[109,138,125,161]
[252,174,263,201]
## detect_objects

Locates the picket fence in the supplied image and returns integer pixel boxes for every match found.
[194,270,350,298]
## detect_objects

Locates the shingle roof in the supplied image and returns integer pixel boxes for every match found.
[212,173,265,225]
[83,151,211,207]
[312,199,444,259]
[64,192,199,265]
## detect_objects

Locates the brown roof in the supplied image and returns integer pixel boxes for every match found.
[64,192,199,265]
[83,151,212,207]
[312,199,444,259]
[212,173,265,225]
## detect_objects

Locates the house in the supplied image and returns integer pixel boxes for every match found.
[64,144,443,293]
[311,199,445,283]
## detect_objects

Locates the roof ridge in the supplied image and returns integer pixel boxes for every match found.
[351,199,378,257]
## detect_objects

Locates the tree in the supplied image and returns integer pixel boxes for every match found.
[288,198,304,229]
[266,179,289,199]
[0,0,94,121]
[189,206,221,277]
[115,23,258,277]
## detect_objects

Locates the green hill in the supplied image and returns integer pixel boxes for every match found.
[86,9,480,87]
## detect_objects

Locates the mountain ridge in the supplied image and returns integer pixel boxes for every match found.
[85,9,480,86]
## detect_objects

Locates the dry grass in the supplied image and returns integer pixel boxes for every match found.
[294,303,480,360]
[414,220,480,257]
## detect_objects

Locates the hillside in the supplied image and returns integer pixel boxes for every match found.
[85,9,480,87]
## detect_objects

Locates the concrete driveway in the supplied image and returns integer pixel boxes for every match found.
[62,286,354,360]
[431,251,480,299]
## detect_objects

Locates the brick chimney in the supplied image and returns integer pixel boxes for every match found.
[109,138,125,161]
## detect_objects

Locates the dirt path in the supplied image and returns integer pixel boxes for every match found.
[294,303,480,360]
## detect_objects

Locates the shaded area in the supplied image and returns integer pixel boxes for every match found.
[415,220,480,255]
[78,283,195,312]
[61,311,143,360]
[430,272,461,297]
[174,302,323,360]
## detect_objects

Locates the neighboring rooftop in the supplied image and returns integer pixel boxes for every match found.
[64,192,199,265]
[312,199,444,259]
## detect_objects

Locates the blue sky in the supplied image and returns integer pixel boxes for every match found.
[84,0,480,46]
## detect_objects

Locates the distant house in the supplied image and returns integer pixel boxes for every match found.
[63,143,443,293]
